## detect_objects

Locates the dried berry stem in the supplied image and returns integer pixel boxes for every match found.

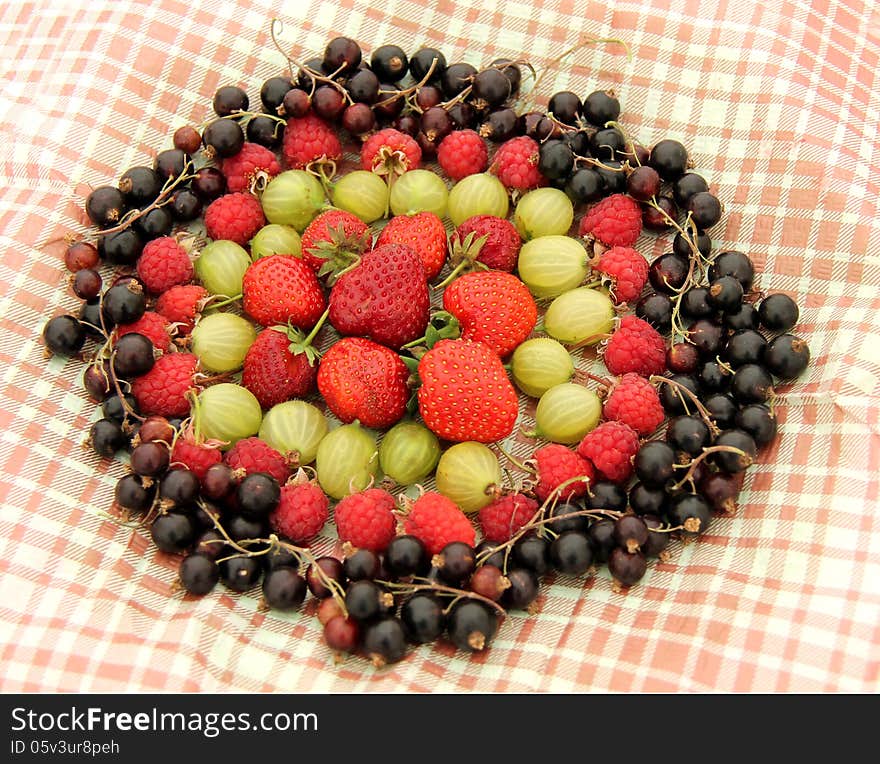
[670,445,749,489]
[650,375,720,435]
[378,579,507,618]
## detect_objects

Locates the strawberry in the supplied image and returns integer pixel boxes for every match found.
[451,215,521,273]
[442,270,537,358]
[328,243,429,350]
[299,209,371,273]
[242,254,327,329]
[317,337,409,429]
[241,326,320,409]
[417,338,519,443]
[374,212,447,281]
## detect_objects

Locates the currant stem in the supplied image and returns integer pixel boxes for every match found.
[650,375,720,435]
[378,579,507,618]
[670,445,749,490]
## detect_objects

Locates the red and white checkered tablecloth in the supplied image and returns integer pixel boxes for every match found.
[0,0,878,692]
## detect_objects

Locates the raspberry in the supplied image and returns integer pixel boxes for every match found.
[204,192,265,246]
[131,352,197,418]
[603,373,665,435]
[403,492,475,555]
[490,136,546,192]
[299,209,370,273]
[361,128,421,175]
[451,215,521,272]
[533,444,594,503]
[171,437,222,481]
[221,141,281,193]
[578,193,642,248]
[577,421,640,484]
[269,477,329,542]
[242,328,317,409]
[334,488,397,552]
[224,437,290,484]
[136,237,193,294]
[437,129,488,181]
[154,284,208,333]
[604,315,667,377]
[594,246,649,305]
[117,311,172,352]
[478,493,538,543]
[282,113,342,169]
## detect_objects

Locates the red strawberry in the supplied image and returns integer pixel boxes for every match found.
[242,327,319,409]
[478,493,538,542]
[417,338,518,443]
[361,128,421,177]
[533,443,594,502]
[154,284,208,333]
[136,237,193,294]
[437,129,488,180]
[242,254,327,329]
[576,421,640,484]
[578,194,642,248]
[442,270,537,358]
[375,212,447,281]
[117,311,173,352]
[335,487,397,552]
[451,215,521,273]
[317,337,409,429]
[299,209,370,273]
[204,192,266,246]
[603,315,666,377]
[328,243,429,350]
[490,136,546,192]
[603,373,665,435]
[282,113,342,169]
[593,246,649,305]
[224,437,290,483]
[403,492,475,554]
[269,469,329,542]
[221,142,281,193]
[131,352,198,418]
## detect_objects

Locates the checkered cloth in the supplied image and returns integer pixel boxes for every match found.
[1,0,878,692]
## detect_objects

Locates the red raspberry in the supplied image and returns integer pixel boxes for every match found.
[154,284,207,333]
[451,215,521,272]
[136,237,193,294]
[533,444,594,503]
[577,421,640,484]
[221,142,281,193]
[282,113,342,169]
[299,209,370,273]
[204,192,266,246]
[578,194,642,248]
[593,246,649,305]
[334,488,397,552]
[269,477,329,542]
[478,493,538,543]
[403,492,475,555]
[437,129,488,180]
[171,436,223,481]
[242,328,318,409]
[131,352,197,418]
[603,373,665,435]
[361,128,421,176]
[490,136,546,192]
[604,315,667,377]
[224,437,289,484]
[117,311,173,352]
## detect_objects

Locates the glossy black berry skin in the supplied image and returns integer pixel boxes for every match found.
[566,168,604,204]
[698,359,732,393]
[590,127,626,160]
[586,481,628,512]
[548,501,589,534]
[731,363,774,404]
[658,374,700,416]
[709,251,754,291]
[99,229,143,266]
[666,493,712,537]
[759,293,799,333]
[43,315,86,356]
[548,91,582,126]
[115,473,154,512]
[345,580,389,622]
[112,332,154,378]
[636,293,674,333]
[434,542,476,586]
[587,519,616,563]
[688,319,724,356]
[346,68,380,103]
[724,303,760,331]
[153,149,188,180]
[260,76,293,112]
[765,334,810,379]
[641,515,671,558]
[103,283,146,325]
[713,429,757,473]
[474,541,505,570]
[491,58,521,94]
[502,568,540,609]
[306,557,345,599]
[512,534,550,576]
[363,617,407,665]
[672,173,709,208]
[480,107,518,142]
[409,47,446,84]
[262,566,307,610]
[89,419,127,458]
[736,404,778,447]
[247,115,284,148]
[550,531,593,575]
[170,188,203,221]
[119,166,161,206]
[634,441,677,488]
[323,37,362,73]
[629,482,668,517]
[673,229,712,258]
[226,512,267,543]
[343,549,382,582]
[608,548,647,586]
[151,512,196,554]
[703,393,739,430]
[649,253,690,294]
[191,167,227,201]
[688,191,723,229]
[538,139,575,180]
[134,207,173,241]
[236,473,281,519]
[582,90,620,127]
[159,468,200,507]
[666,415,711,457]
[385,535,430,579]
[262,545,299,571]
[401,594,445,643]
[179,553,219,595]
[447,600,497,652]
[726,329,768,368]
[680,287,714,320]
[86,186,126,227]
[213,85,249,116]
[649,139,689,180]
[371,45,409,82]
[596,159,627,194]
[707,276,744,312]
[203,118,244,158]
[101,393,139,423]
[219,555,262,592]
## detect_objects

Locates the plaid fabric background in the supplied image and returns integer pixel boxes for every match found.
[0,0,878,692]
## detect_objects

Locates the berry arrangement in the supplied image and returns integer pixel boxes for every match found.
[43,24,811,667]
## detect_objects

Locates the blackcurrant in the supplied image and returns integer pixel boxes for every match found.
[628,481,668,516]
[548,501,589,534]
[512,533,550,576]
[724,302,760,331]
[191,166,227,202]
[343,548,382,582]
[673,229,711,258]
[236,473,280,519]
[589,127,625,160]
[385,535,430,578]
[502,568,540,609]
[672,172,709,208]
[154,149,188,179]
[608,547,647,586]
[219,555,262,592]
[130,441,170,477]
[649,138,689,180]
[642,515,670,558]
[471,68,510,109]
[666,493,712,536]
[179,553,219,595]
[43,315,85,355]
[363,617,407,666]
[262,566,307,610]
[345,579,390,622]
[159,468,200,507]
[587,519,616,563]
[447,600,497,652]
[409,47,447,84]
[169,188,203,221]
[401,593,445,643]
[306,557,345,599]
[133,207,173,241]
[666,415,711,457]
[634,441,677,488]
[697,359,732,392]
[648,253,689,294]
[712,429,757,473]
[731,363,773,403]
[636,292,674,332]
[102,282,146,325]
[115,473,154,512]
[345,68,380,103]
[98,229,143,266]
[433,541,476,586]
[260,76,293,113]
[112,332,154,378]
[547,91,582,126]
[213,85,249,116]
[759,293,799,333]
[85,186,126,227]
[688,191,723,229]
[703,392,739,430]
[89,419,126,458]
[707,275,744,312]
[119,166,161,206]
[550,531,593,575]
[709,250,754,290]
[582,89,620,127]
[566,168,604,204]
[101,392,139,422]
[687,319,724,356]
[764,334,810,379]
[726,329,767,367]
[323,37,362,73]
[371,44,409,82]
[151,512,196,553]
[538,139,574,180]
[203,118,244,158]
[736,403,778,447]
